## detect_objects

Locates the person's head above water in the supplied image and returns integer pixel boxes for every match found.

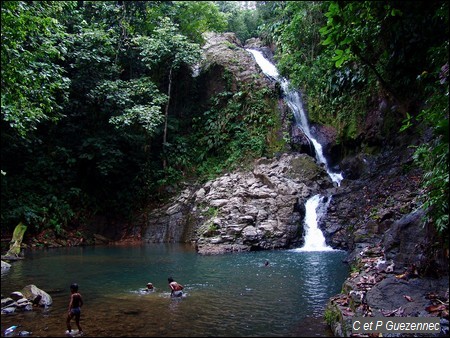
[168,277,174,283]
[70,283,79,292]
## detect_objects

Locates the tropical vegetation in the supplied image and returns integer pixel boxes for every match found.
[1,1,448,243]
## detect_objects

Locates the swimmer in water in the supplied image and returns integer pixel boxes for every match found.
[168,277,184,298]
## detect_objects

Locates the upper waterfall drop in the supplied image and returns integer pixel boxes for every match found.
[247,49,280,80]
[247,49,343,187]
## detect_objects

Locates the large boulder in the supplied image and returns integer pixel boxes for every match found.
[199,32,271,93]
[21,284,52,307]
[1,260,11,271]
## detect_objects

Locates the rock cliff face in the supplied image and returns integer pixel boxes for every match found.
[322,138,448,276]
[199,32,270,92]
[196,32,279,109]
[141,153,332,255]
[321,143,449,336]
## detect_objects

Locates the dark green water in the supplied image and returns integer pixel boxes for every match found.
[1,244,349,337]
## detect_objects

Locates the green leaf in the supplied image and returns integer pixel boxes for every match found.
[319,26,330,35]
[322,35,334,46]
[331,49,344,61]
[335,57,345,68]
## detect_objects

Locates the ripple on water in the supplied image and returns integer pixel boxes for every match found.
[0,244,348,337]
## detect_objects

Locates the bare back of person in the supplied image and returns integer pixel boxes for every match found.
[168,277,184,297]
[170,282,183,291]
[71,293,82,309]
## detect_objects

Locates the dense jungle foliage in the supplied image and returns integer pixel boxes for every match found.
[1,1,448,242]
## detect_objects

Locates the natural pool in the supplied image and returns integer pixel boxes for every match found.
[1,243,349,337]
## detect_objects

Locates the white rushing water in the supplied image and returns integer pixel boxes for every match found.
[247,49,341,251]
[247,49,343,186]
[293,194,334,252]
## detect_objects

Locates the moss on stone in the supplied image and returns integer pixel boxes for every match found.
[287,154,323,181]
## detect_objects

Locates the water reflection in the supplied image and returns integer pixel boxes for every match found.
[1,244,348,337]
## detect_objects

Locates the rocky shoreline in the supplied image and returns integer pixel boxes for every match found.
[325,243,449,337]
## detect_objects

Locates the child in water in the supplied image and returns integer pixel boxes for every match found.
[66,283,83,336]
[168,277,184,297]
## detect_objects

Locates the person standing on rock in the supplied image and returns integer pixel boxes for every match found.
[168,277,184,298]
[66,283,83,336]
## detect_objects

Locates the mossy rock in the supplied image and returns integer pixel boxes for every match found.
[324,301,353,337]
[287,154,326,182]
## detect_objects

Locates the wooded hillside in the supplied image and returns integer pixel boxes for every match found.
[1,1,447,249]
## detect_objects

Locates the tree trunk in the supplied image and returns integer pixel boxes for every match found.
[5,222,27,258]
[162,66,173,169]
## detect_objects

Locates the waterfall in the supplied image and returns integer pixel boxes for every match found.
[294,194,333,252]
[247,49,343,186]
[247,49,341,251]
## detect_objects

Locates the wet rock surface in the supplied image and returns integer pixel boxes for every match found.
[322,144,449,337]
[1,284,52,315]
[326,243,449,337]
[141,152,333,254]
